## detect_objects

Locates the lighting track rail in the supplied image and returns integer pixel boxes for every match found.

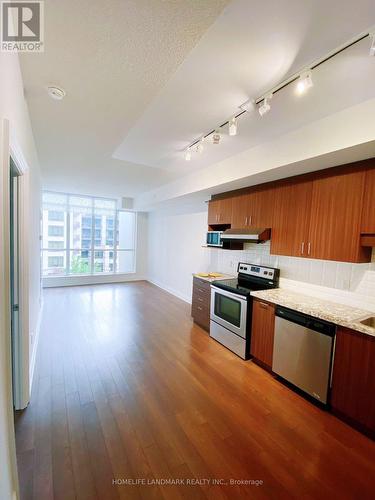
[184,27,375,159]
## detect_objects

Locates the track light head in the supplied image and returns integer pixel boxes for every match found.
[370,33,375,56]
[228,116,238,136]
[212,129,221,144]
[296,70,313,94]
[258,94,272,116]
[196,140,204,153]
[185,147,192,161]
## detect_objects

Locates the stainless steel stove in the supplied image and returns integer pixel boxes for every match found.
[210,262,280,359]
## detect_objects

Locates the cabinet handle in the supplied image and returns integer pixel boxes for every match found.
[197,306,203,311]
[197,288,204,293]
[308,242,311,255]
[245,216,248,225]
[249,215,252,225]
[198,297,204,302]
[301,242,305,255]
[259,302,269,309]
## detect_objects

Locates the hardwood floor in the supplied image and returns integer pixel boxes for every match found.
[15,282,375,499]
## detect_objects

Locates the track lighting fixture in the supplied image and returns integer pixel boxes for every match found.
[196,140,204,153]
[258,94,272,116]
[239,99,254,112]
[182,29,374,160]
[228,116,238,136]
[212,130,221,144]
[370,34,375,56]
[296,70,313,94]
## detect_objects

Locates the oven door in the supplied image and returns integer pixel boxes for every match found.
[210,286,247,338]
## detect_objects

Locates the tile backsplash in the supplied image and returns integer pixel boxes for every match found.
[208,242,375,299]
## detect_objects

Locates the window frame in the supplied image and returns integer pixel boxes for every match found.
[42,192,137,278]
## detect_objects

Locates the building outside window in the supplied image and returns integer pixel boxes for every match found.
[42,192,136,277]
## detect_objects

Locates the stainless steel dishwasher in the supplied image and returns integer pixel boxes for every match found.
[272,307,336,404]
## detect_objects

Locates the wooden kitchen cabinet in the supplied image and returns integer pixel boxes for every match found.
[331,327,375,438]
[308,169,370,262]
[208,198,232,226]
[231,194,250,227]
[231,188,274,229]
[191,277,211,331]
[250,299,276,368]
[271,180,312,258]
[361,167,375,233]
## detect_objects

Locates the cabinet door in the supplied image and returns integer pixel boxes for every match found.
[270,180,312,258]
[217,198,233,224]
[231,194,250,227]
[331,327,375,436]
[308,170,368,262]
[250,300,275,367]
[208,199,232,225]
[208,200,220,225]
[361,167,375,233]
[250,188,275,228]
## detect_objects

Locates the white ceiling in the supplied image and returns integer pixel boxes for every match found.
[114,0,375,174]
[20,0,375,198]
[20,0,229,197]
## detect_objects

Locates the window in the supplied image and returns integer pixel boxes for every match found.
[42,192,136,277]
[48,241,64,249]
[48,210,64,221]
[48,256,64,267]
[48,225,64,237]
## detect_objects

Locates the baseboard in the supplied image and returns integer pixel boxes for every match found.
[43,273,146,288]
[147,278,192,304]
[29,298,43,393]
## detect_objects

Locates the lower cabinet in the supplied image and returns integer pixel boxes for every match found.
[331,327,375,437]
[250,299,275,368]
[191,277,211,331]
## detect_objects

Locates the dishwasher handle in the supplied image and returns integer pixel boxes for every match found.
[275,306,336,337]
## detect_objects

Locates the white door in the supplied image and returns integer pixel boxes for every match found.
[10,159,22,409]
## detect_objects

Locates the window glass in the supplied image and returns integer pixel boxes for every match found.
[42,193,136,277]
[69,250,91,275]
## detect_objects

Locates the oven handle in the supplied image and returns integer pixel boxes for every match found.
[211,285,248,302]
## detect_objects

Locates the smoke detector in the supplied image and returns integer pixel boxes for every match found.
[47,86,66,100]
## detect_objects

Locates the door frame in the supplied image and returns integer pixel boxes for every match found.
[2,118,30,411]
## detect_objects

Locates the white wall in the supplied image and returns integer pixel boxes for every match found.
[148,210,209,302]
[0,50,42,498]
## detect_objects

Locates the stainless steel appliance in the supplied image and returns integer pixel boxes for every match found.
[272,307,336,404]
[210,263,280,359]
[220,227,271,243]
[206,231,223,247]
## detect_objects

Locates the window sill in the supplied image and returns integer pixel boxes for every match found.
[42,272,142,288]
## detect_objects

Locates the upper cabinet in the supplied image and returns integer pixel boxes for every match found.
[308,170,370,262]
[271,180,312,258]
[208,198,232,225]
[361,167,375,234]
[231,194,250,227]
[208,161,374,263]
[231,189,275,228]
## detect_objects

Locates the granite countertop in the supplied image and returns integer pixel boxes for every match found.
[251,288,375,337]
[193,273,234,283]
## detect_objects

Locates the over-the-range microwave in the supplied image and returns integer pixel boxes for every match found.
[206,231,223,247]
